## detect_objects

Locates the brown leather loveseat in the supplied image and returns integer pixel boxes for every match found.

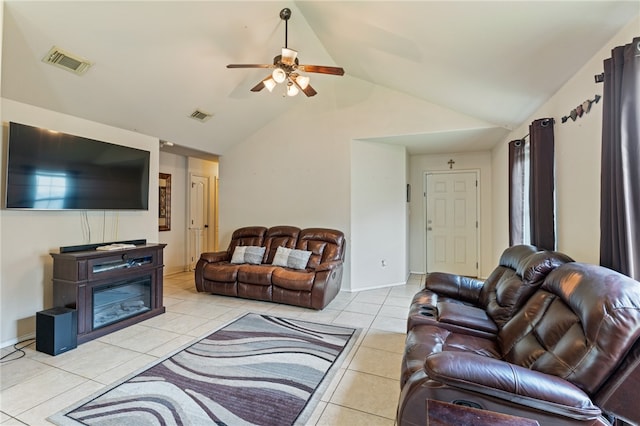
[195,226,345,309]
[399,246,640,426]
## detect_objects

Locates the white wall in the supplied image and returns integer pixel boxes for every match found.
[159,151,188,275]
[351,139,407,290]
[218,78,498,292]
[491,17,640,265]
[0,0,5,346]
[0,99,160,345]
[408,151,493,278]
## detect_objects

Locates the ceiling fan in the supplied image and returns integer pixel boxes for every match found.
[227,8,345,97]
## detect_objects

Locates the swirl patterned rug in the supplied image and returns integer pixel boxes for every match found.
[49,313,359,426]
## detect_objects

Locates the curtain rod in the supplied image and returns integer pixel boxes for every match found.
[515,117,554,141]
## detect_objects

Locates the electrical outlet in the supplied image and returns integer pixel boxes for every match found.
[381,259,387,267]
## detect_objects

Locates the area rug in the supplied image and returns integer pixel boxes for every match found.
[49,313,359,426]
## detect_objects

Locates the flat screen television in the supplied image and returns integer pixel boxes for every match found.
[4,122,150,210]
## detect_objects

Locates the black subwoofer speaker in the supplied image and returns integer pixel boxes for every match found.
[36,307,77,356]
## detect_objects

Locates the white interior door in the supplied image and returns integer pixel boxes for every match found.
[426,171,478,276]
[188,175,209,270]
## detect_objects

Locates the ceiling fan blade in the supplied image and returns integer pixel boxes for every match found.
[297,65,345,76]
[290,74,316,97]
[300,83,317,97]
[227,64,274,69]
[250,79,266,92]
[250,75,279,93]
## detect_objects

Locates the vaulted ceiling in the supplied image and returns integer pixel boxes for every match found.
[2,1,637,155]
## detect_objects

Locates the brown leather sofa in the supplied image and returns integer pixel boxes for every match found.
[195,226,345,309]
[399,247,640,426]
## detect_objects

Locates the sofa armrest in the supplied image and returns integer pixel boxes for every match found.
[424,352,601,420]
[199,251,230,264]
[425,272,484,304]
[314,260,342,272]
[310,261,344,309]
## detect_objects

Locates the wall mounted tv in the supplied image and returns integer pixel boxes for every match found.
[4,122,150,210]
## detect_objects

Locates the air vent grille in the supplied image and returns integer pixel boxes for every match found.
[42,46,92,75]
[189,110,213,122]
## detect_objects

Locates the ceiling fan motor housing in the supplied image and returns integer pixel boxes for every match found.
[280,8,291,21]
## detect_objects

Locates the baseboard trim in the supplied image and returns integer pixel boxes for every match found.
[343,281,407,293]
[1,332,36,351]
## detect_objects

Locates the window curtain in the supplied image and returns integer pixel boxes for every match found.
[529,118,555,250]
[600,37,640,280]
[509,139,526,245]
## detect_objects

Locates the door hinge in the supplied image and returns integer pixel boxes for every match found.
[476,262,479,269]
[476,180,478,187]
[476,221,478,228]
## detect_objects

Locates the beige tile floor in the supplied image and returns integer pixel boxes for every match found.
[0,272,424,425]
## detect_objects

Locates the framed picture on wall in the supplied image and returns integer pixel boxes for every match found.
[159,173,171,231]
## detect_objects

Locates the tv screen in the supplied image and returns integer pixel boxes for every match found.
[4,122,150,210]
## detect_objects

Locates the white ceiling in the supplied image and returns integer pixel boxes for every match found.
[2,1,638,156]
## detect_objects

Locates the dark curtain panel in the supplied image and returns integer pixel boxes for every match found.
[529,118,555,250]
[509,139,526,246]
[600,37,640,280]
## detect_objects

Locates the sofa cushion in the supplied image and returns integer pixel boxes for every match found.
[402,325,500,386]
[437,302,498,334]
[238,264,278,286]
[202,262,240,283]
[272,247,312,270]
[272,268,315,291]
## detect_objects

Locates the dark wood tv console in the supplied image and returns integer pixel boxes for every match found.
[50,244,166,344]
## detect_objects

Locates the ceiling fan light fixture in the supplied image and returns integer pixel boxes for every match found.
[295,75,310,90]
[263,77,277,92]
[272,67,287,83]
[287,82,299,97]
[281,48,298,66]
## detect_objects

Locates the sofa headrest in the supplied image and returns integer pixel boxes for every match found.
[263,226,301,263]
[498,244,539,270]
[500,262,640,395]
[517,251,574,285]
[297,228,346,267]
[228,226,267,253]
[485,248,573,327]
[542,263,640,349]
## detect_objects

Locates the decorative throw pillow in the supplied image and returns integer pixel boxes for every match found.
[271,246,312,270]
[272,246,291,267]
[245,246,266,265]
[230,246,266,264]
[287,249,312,270]
[230,246,247,264]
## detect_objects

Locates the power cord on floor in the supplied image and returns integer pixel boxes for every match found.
[0,338,36,363]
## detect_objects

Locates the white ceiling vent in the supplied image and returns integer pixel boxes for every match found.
[42,46,92,75]
[189,109,213,122]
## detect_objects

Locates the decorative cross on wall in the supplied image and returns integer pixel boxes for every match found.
[448,159,455,169]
